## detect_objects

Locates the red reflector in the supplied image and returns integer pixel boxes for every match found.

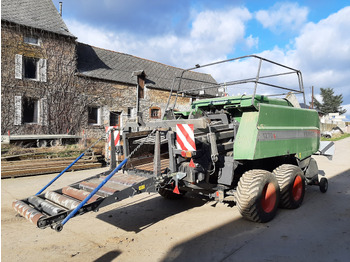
[181,150,186,157]
[189,158,195,168]
[173,186,180,194]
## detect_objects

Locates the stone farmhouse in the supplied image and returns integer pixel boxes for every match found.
[1,0,218,139]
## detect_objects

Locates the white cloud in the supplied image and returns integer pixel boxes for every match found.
[255,2,309,33]
[66,5,350,108]
[245,35,259,49]
[66,7,253,68]
[237,6,350,106]
[343,104,350,120]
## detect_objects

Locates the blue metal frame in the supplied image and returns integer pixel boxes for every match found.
[35,153,86,196]
[60,158,129,227]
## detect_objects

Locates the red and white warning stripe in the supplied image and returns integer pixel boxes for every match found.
[105,126,121,147]
[176,124,196,151]
[105,126,121,160]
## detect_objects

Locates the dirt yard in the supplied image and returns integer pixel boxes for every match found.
[1,138,350,262]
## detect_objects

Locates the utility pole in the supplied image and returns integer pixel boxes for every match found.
[311,86,314,109]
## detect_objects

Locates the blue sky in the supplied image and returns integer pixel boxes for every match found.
[53,0,350,118]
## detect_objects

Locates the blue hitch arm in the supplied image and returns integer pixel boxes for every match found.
[35,152,85,196]
[56,158,129,231]
[34,132,108,196]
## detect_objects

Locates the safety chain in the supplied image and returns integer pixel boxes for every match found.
[127,128,158,159]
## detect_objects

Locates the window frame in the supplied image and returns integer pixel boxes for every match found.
[109,111,121,127]
[24,36,40,46]
[88,106,101,126]
[127,107,135,119]
[23,56,39,80]
[22,97,39,124]
[150,106,161,119]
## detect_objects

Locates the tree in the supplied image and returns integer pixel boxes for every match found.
[1,22,113,135]
[313,88,347,115]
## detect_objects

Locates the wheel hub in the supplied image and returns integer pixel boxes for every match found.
[261,183,277,213]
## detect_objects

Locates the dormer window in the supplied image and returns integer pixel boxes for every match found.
[138,74,145,99]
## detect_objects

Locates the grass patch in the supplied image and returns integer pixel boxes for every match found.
[321,133,350,141]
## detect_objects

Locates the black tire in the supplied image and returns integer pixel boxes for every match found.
[319,177,328,193]
[273,164,305,209]
[236,169,280,223]
[158,187,185,200]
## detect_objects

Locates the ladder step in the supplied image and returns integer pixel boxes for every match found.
[27,195,65,216]
[12,200,46,226]
[79,181,117,197]
[101,173,147,186]
[62,186,102,203]
[45,191,81,210]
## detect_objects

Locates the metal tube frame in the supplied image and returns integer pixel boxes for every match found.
[164,55,306,113]
[35,131,108,196]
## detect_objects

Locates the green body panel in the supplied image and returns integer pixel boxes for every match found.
[191,94,291,111]
[233,111,260,159]
[234,103,320,160]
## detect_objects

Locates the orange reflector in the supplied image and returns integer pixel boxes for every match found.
[181,150,192,158]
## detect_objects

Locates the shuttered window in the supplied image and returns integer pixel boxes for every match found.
[14,54,47,82]
[23,97,39,123]
[14,96,48,125]
[14,96,22,125]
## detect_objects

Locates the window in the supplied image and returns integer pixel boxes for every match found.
[23,97,39,124]
[110,111,120,126]
[15,54,47,82]
[24,36,40,45]
[150,107,161,119]
[88,106,100,125]
[127,107,135,118]
[14,96,47,126]
[23,57,38,80]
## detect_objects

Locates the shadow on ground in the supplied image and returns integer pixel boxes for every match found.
[160,169,350,262]
[93,250,121,262]
[96,193,208,233]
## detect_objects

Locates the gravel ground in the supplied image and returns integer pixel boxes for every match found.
[1,138,349,262]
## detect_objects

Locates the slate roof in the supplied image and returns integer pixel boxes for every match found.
[77,42,218,96]
[1,0,75,38]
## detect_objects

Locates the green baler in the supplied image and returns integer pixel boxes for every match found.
[12,56,332,231]
[133,56,331,223]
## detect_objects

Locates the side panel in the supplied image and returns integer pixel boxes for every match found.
[234,104,320,160]
[234,111,259,159]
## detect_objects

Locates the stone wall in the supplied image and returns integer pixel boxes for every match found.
[1,21,77,135]
[1,22,196,140]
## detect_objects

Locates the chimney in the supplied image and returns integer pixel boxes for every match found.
[59,2,63,16]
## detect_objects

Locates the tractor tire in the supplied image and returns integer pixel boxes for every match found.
[273,164,305,209]
[236,169,280,223]
[158,187,185,200]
